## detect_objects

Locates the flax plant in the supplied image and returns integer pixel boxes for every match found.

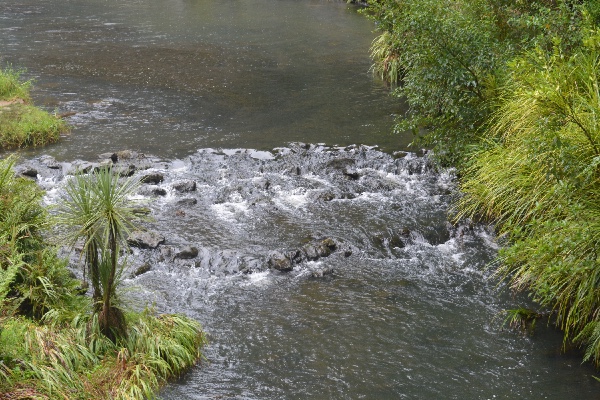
[456,28,600,362]
[56,167,143,340]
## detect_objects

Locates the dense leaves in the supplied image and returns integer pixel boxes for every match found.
[365,0,600,363]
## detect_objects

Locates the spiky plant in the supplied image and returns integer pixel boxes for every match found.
[56,167,142,340]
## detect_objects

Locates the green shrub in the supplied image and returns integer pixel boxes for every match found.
[455,27,600,363]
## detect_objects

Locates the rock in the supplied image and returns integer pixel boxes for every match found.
[175,246,199,260]
[141,173,164,184]
[67,161,93,175]
[17,166,38,178]
[172,180,196,192]
[39,155,61,169]
[311,265,335,278]
[94,159,113,171]
[116,150,138,160]
[130,263,151,278]
[98,153,118,163]
[127,230,165,249]
[176,198,198,206]
[301,239,336,261]
[268,252,293,272]
[116,164,136,177]
[139,185,167,197]
[343,168,360,180]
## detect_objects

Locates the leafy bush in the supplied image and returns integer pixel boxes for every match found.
[456,27,600,362]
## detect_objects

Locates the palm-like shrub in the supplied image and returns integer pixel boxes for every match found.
[56,167,143,340]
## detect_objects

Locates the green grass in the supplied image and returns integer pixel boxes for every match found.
[0,67,68,149]
[0,311,207,399]
[0,67,31,102]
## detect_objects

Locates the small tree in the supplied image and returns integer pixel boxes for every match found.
[56,167,142,340]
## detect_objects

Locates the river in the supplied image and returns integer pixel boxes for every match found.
[1,0,598,398]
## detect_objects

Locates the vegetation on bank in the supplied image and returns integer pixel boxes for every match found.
[0,157,207,399]
[363,0,600,364]
[0,67,67,149]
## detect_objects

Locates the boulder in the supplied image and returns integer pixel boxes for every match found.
[175,246,199,260]
[17,166,38,179]
[127,230,165,249]
[130,263,151,278]
[140,173,164,184]
[139,185,167,197]
[39,155,61,169]
[172,180,197,193]
[98,153,119,163]
[268,251,293,272]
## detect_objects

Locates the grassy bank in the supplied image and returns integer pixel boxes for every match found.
[364,0,600,364]
[0,67,67,149]
[0,157,207,399]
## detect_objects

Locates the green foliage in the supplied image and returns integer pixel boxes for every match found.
[363,0,591,165]
[0,104,66,149]
[456,28,600,362]
[0,310,206,399]
[0,67,31,102]
[56,167,143,340]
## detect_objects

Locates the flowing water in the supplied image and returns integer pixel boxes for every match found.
[1,0,599,398]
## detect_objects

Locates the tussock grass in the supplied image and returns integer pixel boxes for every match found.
[0,104,66,149]
[0,67,31,102]
[0,67,68,149]
[0,311,206,399]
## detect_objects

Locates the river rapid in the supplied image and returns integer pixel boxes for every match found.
[1,0,599,398]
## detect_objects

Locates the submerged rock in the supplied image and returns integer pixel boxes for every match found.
[176,198,198,206]
[172,180,197,192]
[139,185,167,197]
[128,230,165,249]
[175,246,199,260]
[141,173,164,184]
[130,262,151,278]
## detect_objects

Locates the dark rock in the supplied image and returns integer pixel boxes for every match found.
[98,153,118,163]
[302,244,320,261]
[130,263,151,278]
[343,168,360,180]
[18,166,38,178]
[176,198,198,206]
[116,164,136,177]
[268,252,293,272]
[141,173,164,184]
[286,249,303,264]
[139,185,167,197]
[127,230,165,249]
[321,238,337,250]
[175,246,199,260]
[39,155,61,169]
[172,180,197,192]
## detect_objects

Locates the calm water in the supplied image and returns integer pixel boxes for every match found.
[1,0,598,398]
